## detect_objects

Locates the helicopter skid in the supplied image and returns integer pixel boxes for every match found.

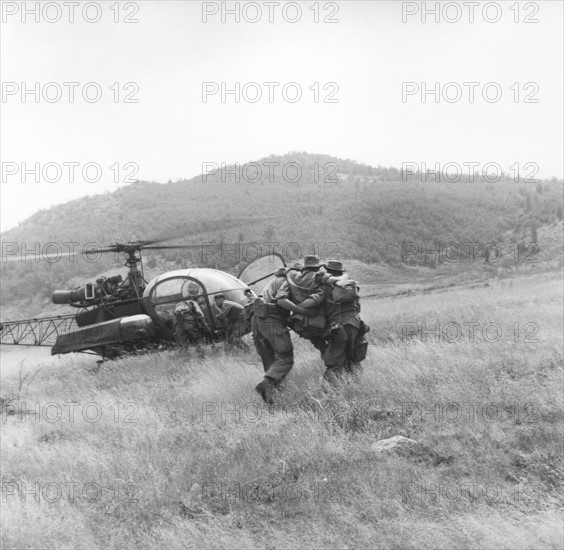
[51,314,156,356]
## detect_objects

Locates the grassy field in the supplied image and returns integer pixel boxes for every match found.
[1,271,563,549]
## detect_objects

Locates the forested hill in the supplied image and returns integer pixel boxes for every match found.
[1,152,562,315]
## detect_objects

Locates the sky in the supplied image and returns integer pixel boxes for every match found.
[1,0,563,230]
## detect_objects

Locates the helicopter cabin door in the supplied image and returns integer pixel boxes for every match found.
[237,253,286,295]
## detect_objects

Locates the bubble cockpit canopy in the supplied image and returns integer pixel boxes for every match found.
[143,268,250,332]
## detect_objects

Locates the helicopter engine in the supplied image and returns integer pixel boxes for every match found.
[52,283,97,306]
[52,275,125,306]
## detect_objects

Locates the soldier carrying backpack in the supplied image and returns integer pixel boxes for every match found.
[297,260,369,382]
[173,298,212,346]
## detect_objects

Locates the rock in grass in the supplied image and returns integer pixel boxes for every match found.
[371,435,454,466]
[371,435,421,454]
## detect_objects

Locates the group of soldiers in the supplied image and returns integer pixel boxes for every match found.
[248,255,369,404]
[171,254,368,405]
[173,292,248,348]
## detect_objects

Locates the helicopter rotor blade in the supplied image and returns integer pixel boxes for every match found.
[133,236,181,247]
[0,216,284,263]
[134,217,282,248]
[1,250,79,263]
[142,244,204,251]
[1,245,126,263]
[93,247,123,254]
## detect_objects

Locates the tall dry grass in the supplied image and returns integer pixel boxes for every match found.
[1,272,562,549]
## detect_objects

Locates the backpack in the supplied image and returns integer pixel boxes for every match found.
[330,279,359,304]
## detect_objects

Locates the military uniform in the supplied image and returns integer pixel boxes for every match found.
[285,261,327,356]
[285,268,319,303]
[251,276,294,399]
[216,299,248,346]
[173,300,212,346]
[210,301,223,322]
[301,263,366,380]
[322,281,362,379]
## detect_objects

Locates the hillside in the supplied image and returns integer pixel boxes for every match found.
[1,153,562,318]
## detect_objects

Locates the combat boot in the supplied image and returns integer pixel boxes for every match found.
[255,377,278,405]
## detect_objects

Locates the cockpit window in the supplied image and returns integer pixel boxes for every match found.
[151,278,184,304]
[151,277,204,304]
[182,280,201,298]
[150,277,206,333]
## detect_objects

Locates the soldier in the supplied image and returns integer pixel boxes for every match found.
[251,274,313,404]
[284,255,327,356]
[207,295,223,324]
[285,256,323,301]
[298,260,368,381]
[213,294,249,348]
[173,298,212,346]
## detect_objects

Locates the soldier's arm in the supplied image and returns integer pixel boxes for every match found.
[298,286,326,309]
[277,298,314,316]
[216,305,228,320]
[272,279,314,315]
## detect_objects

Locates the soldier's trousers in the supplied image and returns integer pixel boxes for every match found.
[252,316,294,382]
[323,324,360,379]
[174,321,202,346]
[295,326,326,357]
[307,334,327,357]
[288,319,327,358]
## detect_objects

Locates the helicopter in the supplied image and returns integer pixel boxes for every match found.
[0,236,286,359]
